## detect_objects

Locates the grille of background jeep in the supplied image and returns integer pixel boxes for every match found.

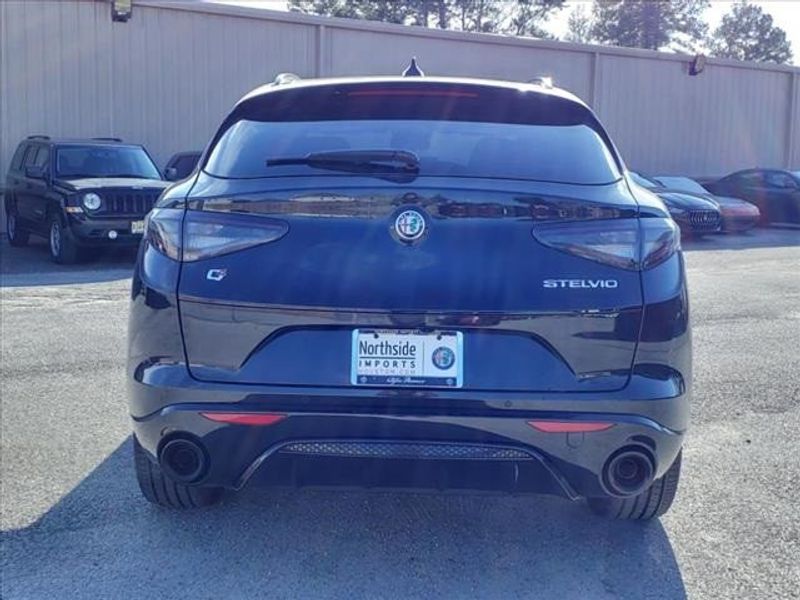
[96,191,160,215]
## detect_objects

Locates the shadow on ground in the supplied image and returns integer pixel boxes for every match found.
[1,438,686,599]
[1,238,136,287]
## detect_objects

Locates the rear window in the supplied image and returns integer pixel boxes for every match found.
[174,153,200,178]
[205,84,621,185]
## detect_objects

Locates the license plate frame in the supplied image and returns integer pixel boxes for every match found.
[351,329,463,388]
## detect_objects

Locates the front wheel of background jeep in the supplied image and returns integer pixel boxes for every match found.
[133,436,222,509]
[48,214,81,264]
[588,450,682,521]
[6,212,30,247]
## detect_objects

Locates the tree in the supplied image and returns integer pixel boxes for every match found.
[506,0,565,38]
[709,0,793,64]
[451,0,505,33]
[288,0,359,20]
[590,0,709,51]
[289,0,565,37]
[565,4,594,44]
[288,0,416,24]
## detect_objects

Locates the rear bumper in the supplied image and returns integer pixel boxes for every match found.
[128,243,691,500]
[131,374,687,499]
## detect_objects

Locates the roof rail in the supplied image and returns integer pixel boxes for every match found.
[271,72,301,86]
[529,76,554,89]
[92,137,123,142]
[27,135,50,140]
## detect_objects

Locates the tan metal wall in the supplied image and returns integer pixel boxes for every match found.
[2,0,799,228]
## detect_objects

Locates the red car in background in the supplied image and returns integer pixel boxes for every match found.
[700,169,799,227]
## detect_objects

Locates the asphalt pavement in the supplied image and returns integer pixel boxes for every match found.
[1,230,799,599]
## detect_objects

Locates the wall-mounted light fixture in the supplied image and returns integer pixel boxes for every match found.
[689,54,706,76]
[111,0,132,22]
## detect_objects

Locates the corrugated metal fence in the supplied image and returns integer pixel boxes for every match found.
[1,0,798,227]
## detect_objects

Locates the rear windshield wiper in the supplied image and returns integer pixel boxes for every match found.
[266,150,420,178]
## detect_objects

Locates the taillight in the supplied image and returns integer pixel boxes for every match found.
[639,217,681,269]
[532,218,679,270]
[146,208,289,262]
[145,208,182,260]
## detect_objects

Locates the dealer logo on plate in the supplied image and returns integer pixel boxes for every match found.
[394,210,426,241]
[431,346,455,370]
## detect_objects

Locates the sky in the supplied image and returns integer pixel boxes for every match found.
[212,0,800,65]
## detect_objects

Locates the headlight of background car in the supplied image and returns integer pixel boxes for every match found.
[82,192,102,211]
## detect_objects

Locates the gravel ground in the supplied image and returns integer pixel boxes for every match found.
[1,230,799,599]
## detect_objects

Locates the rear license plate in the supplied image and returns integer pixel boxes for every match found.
[351,329,463,388]
[131,220,145,234]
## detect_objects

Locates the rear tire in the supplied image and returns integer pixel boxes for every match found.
[133,436,222,509]
[48,213,82,264]
[6,211,30,246]
[588,450,681,520]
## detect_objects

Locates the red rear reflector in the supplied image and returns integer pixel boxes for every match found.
[347,89,479,98]
[527,421,614,433]
[201,412,286,426]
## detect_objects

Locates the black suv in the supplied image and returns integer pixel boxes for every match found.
[4,136,168,263]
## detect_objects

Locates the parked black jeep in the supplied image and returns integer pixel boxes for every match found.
[4,136,168,263]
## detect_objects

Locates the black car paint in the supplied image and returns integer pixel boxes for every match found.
[128,78,690,502]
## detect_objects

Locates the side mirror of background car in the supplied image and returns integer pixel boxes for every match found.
[25,165,46,179]
[164,167,178,181]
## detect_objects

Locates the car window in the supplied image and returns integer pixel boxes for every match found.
[764,172,797,189]
[32,146,49,169]
[175,154,199,177]
[54,145,161,179]
[205,85,622,185]
[735,172,764,186]
[10,144,28,171]
[22,145,41,168]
